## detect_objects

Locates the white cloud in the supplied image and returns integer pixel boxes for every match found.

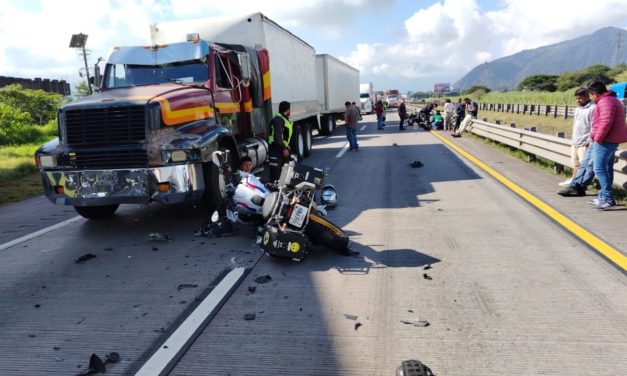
[341,0,627,90]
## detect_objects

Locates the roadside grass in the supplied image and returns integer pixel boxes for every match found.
[477,110,574,138]
[0,143,46,205]
[466,132,627,207]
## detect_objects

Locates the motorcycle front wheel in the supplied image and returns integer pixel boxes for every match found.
[305,213,349,252]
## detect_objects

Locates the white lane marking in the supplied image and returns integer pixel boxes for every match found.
[360,125,367,131]
[135,267,246,376]
[0,215,83,252]
[335,143,350,159]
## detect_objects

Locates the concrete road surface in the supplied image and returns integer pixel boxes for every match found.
[0,111,625,375]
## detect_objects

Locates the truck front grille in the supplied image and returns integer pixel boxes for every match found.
[65,106,146,147]
[73,150,148,169]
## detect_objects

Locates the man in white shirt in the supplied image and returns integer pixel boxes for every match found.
[558,88,595,186]
[443,98,455,131]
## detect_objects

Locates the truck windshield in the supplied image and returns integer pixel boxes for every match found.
[360,93,370,99]
[105,60,210,88]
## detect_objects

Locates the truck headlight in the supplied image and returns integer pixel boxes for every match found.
[39,155,57,168]
[170,150,188,162]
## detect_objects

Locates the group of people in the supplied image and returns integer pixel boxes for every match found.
[557,81,627,210]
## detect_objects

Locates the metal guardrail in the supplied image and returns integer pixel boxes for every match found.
[478,102,627,120]
[467,119,627,189]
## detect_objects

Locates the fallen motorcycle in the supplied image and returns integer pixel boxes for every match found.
[259,161,350,261]
[198,160,350,261]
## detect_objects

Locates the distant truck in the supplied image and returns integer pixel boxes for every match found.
[386,89,400,108]
[35,13,358,219]
[316,54,360,130]
[359,82,374,114]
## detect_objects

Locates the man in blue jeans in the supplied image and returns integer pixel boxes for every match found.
[558,144,595,197]
[586,81,627,210]
[344,101,359,151]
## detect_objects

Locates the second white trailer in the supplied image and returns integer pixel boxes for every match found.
[316,54,360,134]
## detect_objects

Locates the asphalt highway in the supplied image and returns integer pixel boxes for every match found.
[0,111,625,375]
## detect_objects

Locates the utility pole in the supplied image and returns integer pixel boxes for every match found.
[69,33,92,95]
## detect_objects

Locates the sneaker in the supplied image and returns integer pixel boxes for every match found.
[592,201,616,210]
[557,186,585,197]
[558,178,572,186]
[451,133,461,138]
[587,198,600,205]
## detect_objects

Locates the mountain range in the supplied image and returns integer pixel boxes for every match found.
[454,27,627,90]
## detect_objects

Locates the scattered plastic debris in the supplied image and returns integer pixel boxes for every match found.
[152,247,159,251]
[34,304,41,308]
[423,264,432,270]
[254,275,272,284]
[244,313,256,321]
[52,357,64,362]
[104,248,113,251]
[248,285,256,293]
[75,254,97,264]
[396,359,434,376]
[76,317,86,325]
[28,334,36,338]
[354,322,362,331]
[401,320,430,327]
[423,273,432,280]
[146,232,172,242]
[343,314,358,321]
[177,284,198,292]
[409,161,424,168]
[77,352,120,375]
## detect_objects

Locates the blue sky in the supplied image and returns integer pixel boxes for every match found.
[1,0,626,93]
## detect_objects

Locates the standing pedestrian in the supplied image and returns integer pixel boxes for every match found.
[453,98,465,132]
[267,101,293,182]
[344,101,360,151]
[558,88,595,186]
[375,100,385,130]
[452,98,477,137]
[586,80,627,210]
[443,98,455,131]
[398,100,407,131]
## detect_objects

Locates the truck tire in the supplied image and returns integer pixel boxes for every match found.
[74,205,119,220]
[320,115,335,136]
[303,123,312,158]
[291,125,305,161]
[202,149,233,212]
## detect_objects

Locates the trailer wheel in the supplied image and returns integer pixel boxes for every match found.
[202,148,233,212]
[74,205,119,220]
[290,125,305,160]
[320,115,335,136]
[303,123,312,158]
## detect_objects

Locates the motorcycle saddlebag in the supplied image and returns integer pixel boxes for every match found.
[260,225,307,261]
[279,162,325,189]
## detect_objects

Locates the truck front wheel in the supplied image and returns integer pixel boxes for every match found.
[202,149,233,212]
[74,205,119,220]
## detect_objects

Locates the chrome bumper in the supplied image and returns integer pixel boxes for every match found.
[41,164,204,206]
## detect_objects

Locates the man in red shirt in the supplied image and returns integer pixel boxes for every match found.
[375,100,385,130]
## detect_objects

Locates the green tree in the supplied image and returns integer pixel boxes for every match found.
[0,84,64,125]
[74,81,91,98]
[556,64,614,91]
[464,85,491,95]
[0,103,40,145]
[517,74,559,92]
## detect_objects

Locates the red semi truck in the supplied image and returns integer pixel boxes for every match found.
[35,13,357,219]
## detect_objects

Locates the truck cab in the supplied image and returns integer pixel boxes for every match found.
[36,39,271,219]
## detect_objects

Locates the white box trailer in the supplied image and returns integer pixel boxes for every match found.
[316,54,360,133]
[150,13,318,124]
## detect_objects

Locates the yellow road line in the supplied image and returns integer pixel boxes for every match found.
[431,130,627,272]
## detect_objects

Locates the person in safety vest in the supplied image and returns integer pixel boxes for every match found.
[268,101,293,182]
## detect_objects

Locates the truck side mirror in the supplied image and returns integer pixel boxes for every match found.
[238,53,251,87]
